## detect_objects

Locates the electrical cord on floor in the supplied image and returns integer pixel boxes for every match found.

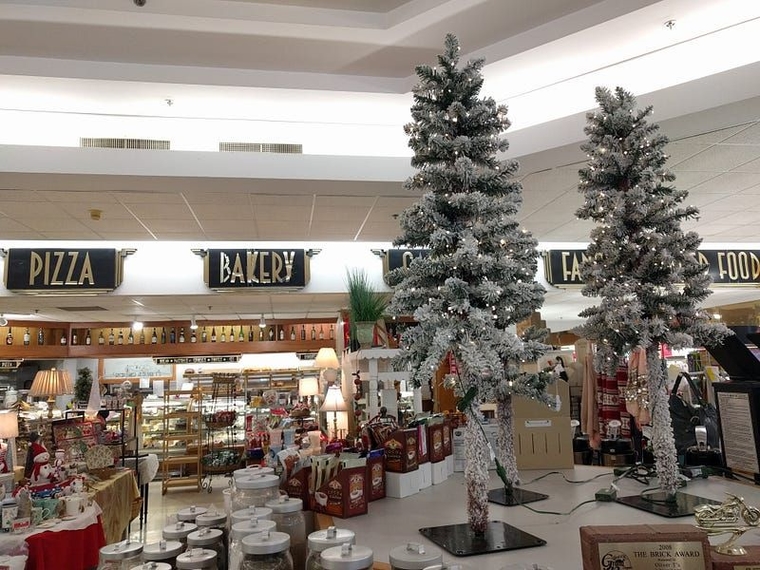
[612,464,657,486]
[702,465,756,483]
[520,470,614,486]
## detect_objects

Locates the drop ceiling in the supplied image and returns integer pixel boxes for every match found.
[1,0,759,330]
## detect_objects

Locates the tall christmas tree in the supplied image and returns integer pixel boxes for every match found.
[576,87,730,495]
[387,34,555,533]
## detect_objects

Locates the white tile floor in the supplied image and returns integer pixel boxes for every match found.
[128,466,760,569]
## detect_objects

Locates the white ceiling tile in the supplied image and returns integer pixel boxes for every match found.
[39,230,101,239]
[145,219,201,232]
[151,231,206,240]
[674,124,750,145]
[0,190,46,201]
[183,191,252,205]
[732,156,760,173]
[59,202,135,220]
[252,206,311,222]
[675,145,760,172]
[688,172,760,194]
[38,191,120,204]
[0,202,69,218]
[719,122,760,145]
[665,142,712,166]
[672,171,718,190]
[112,192,184,204]
[128,204,195,220]
[191,203,254,220]
[315,196,377,208]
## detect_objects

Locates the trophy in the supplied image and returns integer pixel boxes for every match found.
[694,493,760,555]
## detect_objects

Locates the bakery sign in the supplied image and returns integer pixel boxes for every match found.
[381,248,429,283]
[544,249,760,287]
[204,249,309,290]
[3,248,127,293]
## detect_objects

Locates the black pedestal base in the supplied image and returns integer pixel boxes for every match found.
[616,491,720,518]
[419,521,546,557]
[488,487,548,506]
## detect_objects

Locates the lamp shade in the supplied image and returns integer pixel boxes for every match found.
[319,386,347,413]
[0,411,18,439]
[314,347,340,369]
[29,368,72,397]
[299,376,319,397]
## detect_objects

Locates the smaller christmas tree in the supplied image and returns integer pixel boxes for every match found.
[575,86,730,495]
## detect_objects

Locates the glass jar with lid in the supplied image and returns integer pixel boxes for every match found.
[163,522,198,549]
[421,563,473,570]
[265,496,306,570]
[98,540,144,570]
[142,539,184,568]
[130,564,173,570]
[306,526,356,570]
[177,506,208,523]
[321,544,374,570]
[195,511,228,565]
[389,543,442,570]
[230,506,272,526]
[232,474,280,510]
[176,548,218,570]
[229,518,277,570]
[187,528,226,570]
[233,465,274,481]
[240,530,293,570]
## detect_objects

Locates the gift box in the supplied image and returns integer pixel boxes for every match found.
[366,450,385,501]
[427,423,445,463]
[282,467,311,510]
[312,465,367,519]
[384,429,418,473]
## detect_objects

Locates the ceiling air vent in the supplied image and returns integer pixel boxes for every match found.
[80,138,170,150]
[219,142,303,154]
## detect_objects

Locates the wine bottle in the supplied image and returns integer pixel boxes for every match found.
[5,327,12,346]
[117,329,124,345]
[178,327,186,343]
[71,330,78,345]
[238,327,245,342]
[278,327,285,341]
[258,328,264,341]
[300,325,306,341]
[108,328,115,345]
[98,330,105,345]
[160,327,167,344]
[151,328,158,344]
[220,328,227,343]
[201,327,208,343]
[139,329,146,344]
[310,325,316,340]
[290,327,296,341]
[85,329,92,346]
[23,328,30,346]
[190,329,197,343]
[60,332,67,345]
[169,328,176,344]
[319,325,324,340]
[211,327,217,342]
[127,328,134,344]
[329,324,335,340]
[268,327,275,341]
[248,326,254,342]
[38,328,45,345]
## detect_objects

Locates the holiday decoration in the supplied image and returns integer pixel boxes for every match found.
[387,34,553,535]
[575,86,731,496]
[29,441,54,486]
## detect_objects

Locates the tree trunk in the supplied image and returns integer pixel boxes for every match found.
[464,412,489,533]
[496,394,520,487]
[646,346,680,496]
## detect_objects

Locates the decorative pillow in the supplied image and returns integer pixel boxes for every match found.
[85,445,115,471]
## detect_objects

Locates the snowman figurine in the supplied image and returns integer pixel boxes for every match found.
[29,442,54,486]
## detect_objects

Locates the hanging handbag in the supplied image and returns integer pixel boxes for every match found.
[668,372,720,454]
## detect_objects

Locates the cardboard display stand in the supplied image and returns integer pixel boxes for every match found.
[312,465,368,519]
[384,429,418,473]
[366,450,385,501]
[428,423,445,463]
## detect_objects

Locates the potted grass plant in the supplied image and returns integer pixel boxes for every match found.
[345,268,387,348]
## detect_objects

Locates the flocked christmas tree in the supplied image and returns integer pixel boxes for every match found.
[575,87,731,496]
[387,34,556,533]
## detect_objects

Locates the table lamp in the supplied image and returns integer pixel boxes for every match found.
[314,347,340,386]
[0,410,18,473]
[299,376,320,409]
[29,368,73,418]
[319,385,347,440]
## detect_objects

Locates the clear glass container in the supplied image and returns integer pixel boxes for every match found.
[232,475,280,511]
[320,544,373,570]
[176,548,218,570]
[230,506,272,526]
[240,531,293,570]
[187,528,226,570]
[163,522,198,549]
[265,497,306,570]
[389,543,443,570]
[98,540,144,570]
[142,539,184,568]
[229,518,277,570]
[177,506,208,523]
[233,465,274,481]
[306,527,356,570]
[131,564,173,570]
[195,511,228,568]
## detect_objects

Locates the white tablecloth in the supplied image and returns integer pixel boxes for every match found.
[123,453,159,483]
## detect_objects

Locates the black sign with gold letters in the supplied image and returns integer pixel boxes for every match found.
[4,248,122,292]
[544,249,760,287]
[385,249,429,273]
[205,249,308,289]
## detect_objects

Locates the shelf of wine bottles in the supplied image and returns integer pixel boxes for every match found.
[0,320,338,358]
